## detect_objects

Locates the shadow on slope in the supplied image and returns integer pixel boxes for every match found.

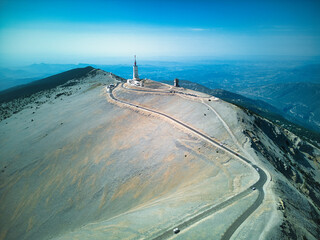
[0,66,94,103]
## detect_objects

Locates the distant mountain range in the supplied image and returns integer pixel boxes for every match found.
[239,82,320,133]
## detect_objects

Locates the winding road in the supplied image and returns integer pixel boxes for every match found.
[108,83,268,240]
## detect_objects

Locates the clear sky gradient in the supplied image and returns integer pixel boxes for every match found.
[0,0,320,65]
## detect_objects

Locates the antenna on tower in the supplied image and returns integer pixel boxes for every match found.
[134,55,137,66]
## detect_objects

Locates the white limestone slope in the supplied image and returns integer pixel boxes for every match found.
[0,70,319,240]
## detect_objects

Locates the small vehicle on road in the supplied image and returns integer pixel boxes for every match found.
[252,187,256,191]
[173,228,180,234]
[256,168,259,171]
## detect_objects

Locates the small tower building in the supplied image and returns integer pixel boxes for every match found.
[174,78,179,87]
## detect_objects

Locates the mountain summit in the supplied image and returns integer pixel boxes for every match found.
[0,67,319,240]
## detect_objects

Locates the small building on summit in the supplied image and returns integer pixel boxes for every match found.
[174,78,180,87]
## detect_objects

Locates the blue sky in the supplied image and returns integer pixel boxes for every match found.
[0,0,320,65]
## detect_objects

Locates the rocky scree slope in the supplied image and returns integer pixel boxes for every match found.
[234,106,320,239]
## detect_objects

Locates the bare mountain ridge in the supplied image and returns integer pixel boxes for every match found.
[0,67,319,239]
[2,62,319,135]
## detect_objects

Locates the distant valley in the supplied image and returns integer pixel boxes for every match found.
[238,82,320,133]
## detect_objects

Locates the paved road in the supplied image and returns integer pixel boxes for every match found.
[108,83,267,240]
[221,171,266,240]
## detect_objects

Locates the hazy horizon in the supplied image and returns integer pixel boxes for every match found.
[2,55,320,69]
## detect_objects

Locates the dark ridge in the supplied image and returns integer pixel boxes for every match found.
[0,66,95,103]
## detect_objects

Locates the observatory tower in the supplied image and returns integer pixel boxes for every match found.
[133,55,139,81]
[127,55,143,86]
